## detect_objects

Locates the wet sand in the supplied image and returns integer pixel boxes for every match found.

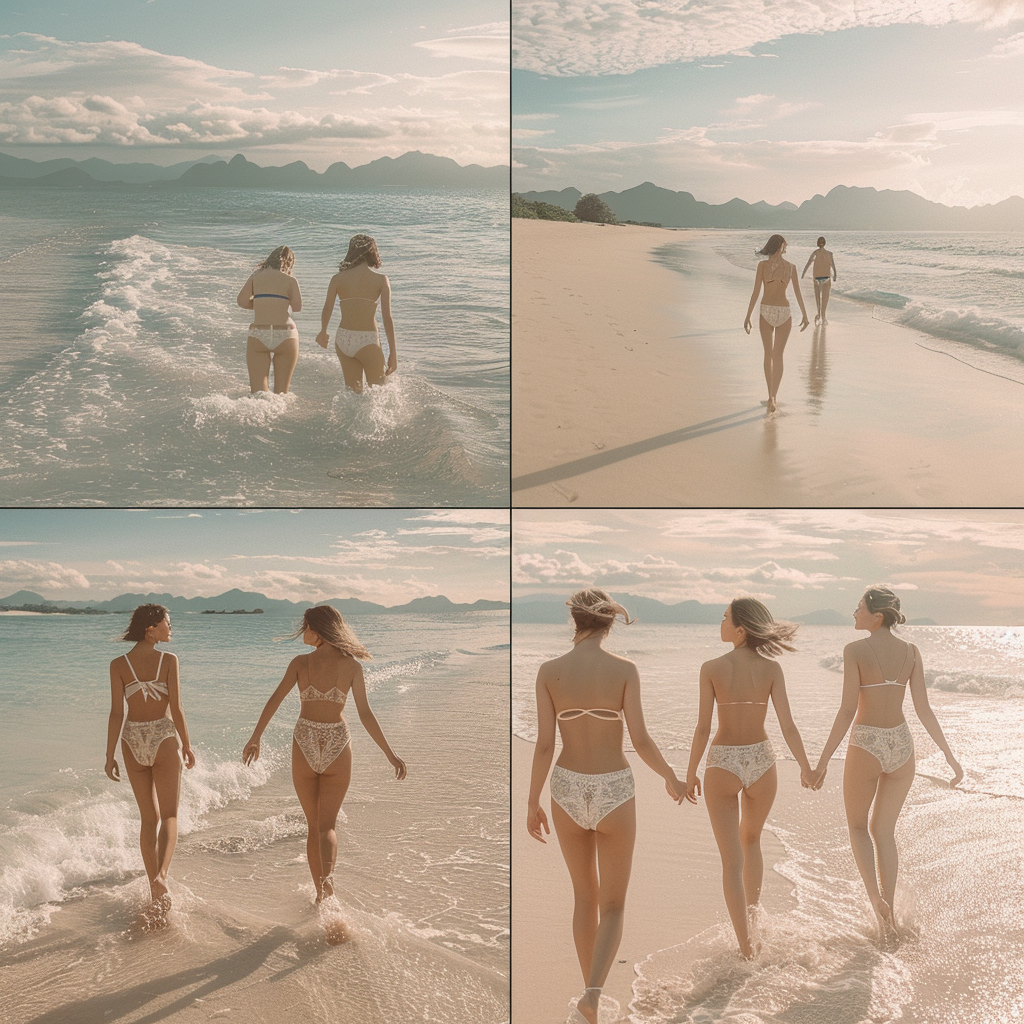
[512,219,1024,507]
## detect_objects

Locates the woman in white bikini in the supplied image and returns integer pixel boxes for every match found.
[527,589,686,1024]
[236,244,303,394]
[684,598,814,959]
[105,604,196,927]
[743,234,810,413]
[315,234,398,393]
[812,587,962,937]
[242,606,407,911]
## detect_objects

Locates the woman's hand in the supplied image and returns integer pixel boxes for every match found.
[665,774,687,804]
[389,753,408,780]
[527,803,550,843]
[799,316,810,332]
[385,350,398,376]
[242,738,260,766]
[743,318,752,335]
[685,773,702,804]
[105,758,120,782]
[315,330,330,349]
[182,746,196,769]
[947,755,964,788]
[811,764,827,790]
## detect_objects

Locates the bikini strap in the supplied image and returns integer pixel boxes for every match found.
[123,654,140,681]
[156,650,164,679]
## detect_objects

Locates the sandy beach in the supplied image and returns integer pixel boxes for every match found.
[512,736,798,1024]
[512,219,1024,506]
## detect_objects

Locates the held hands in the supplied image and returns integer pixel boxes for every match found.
[685,773,702,804]
[314,330,330,349]
[800,764,823,789]
[664,774,687,805]
[105,758,120,782]
[242,738,260,766]
[527,803,550,843]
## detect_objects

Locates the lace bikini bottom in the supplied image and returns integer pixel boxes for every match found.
[759,303,792,328]
[706,739,776,789]
[550,765,635,830]
[122,717,178,767]
[293,717,352,774]
[248,321,298,351]
[335,327,380,359]
[849,721,914,773]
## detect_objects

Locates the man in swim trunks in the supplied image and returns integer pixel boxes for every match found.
[801,237,837,325]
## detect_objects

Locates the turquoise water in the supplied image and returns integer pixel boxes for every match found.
[0,189,509,506]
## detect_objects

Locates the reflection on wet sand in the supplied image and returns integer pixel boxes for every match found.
[805,323,829,412]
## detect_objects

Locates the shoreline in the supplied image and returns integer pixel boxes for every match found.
[512,219,1024,506]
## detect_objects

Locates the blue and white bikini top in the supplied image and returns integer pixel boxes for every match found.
[861,643,913,688]
[557,707,624,721]
[123,652,168,701]
[254,293,291,300]
[299,685,348,706]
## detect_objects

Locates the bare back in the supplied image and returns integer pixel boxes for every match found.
[757,256,796,306]
[706,647,779,746]
[334,265,387,332]
[852,635,916,729]
[538,643,632,774]
[810,248,834,277]
[111,650,172,723]
[296,647,358,723]
[247,268,299,327]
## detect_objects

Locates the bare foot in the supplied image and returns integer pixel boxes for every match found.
[766,397,777,414]
[875,899,899,939]
[317,896,350,946]
[140,894,171,933]
[576,988,600,1024]
[150,875,169,902]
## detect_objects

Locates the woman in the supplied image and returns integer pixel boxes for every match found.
[105,604,196,927]
[527,589,686,1024]
[685,598,814,958]
[236,244,302,394]
[242,606,407,910]
[315,234,397,392]
[743,234,810,413]
[812,587,962,937]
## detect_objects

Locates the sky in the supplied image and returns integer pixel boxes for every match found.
[0,0,509,169]
[0,509,510,605]
[513,509,1024,625]
[512,0,1024,205]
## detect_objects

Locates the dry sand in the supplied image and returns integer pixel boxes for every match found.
[512,219,1024,506]
[512,736,798,1024]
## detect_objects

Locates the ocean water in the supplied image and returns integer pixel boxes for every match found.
[678,231,1024,385]
[0,610,510,1023]
[0,188,509,506]
[513,623,1024,1024]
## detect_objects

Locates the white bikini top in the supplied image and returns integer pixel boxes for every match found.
[557,708,624,721]
[299,685,348,705]
[860,643,913,688]
[123,652,168,701]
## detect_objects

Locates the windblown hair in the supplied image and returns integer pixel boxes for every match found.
[256,245,295,274]
[338,234,382,271]
[121,604,169,642]
[863,586,906,628]
[730,597,798,657]
[817,236,826,247]
[566,587,635,638]
[756,234,787,257]
[286,605,372,659]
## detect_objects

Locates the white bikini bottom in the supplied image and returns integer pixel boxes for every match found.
[550,765,634,830]
[248,321,298,351]
[122,717,178,767]
[759,303,792,328]
[293,717,352,774]
[706,739,776,789]
[335,327,380,359]
[849,722,913,773]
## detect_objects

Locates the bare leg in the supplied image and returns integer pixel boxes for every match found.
[705,767,756,957]
[122,742,159,889]
[551,802,599,982]
[315,744,352,897]
[270,337,299,394]
[769,319,792,406]
[247,337,273,392]
[843,747,890,926]
[356,345,388,387]
[813,280,822,321]
[739,764,777,910]
[758,315,774,408]
[292,740,324,893]
[870,756,914,920]
[336,349,366,393]
[150,737,183,901]
[820,281,832,323]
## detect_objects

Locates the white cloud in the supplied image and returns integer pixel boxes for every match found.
[415,22,511,65]
[512,519,621,545]
[0,559,90,590]
[512,0,1024,76]
[988,29,1024,56]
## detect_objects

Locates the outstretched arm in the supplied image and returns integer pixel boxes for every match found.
[791,266,810,328]
[165,654,195,769]
[380,275,397,375]
[351,662,407,778]
[814,644,862,784]
[242,657,300,764]
[236,274,255,309]
[684,662,715,802]
[315,276,338,349]
[105,662,125,781]
[744,262,764,333]
[527,667,557,842]
[622,661,686,802]
[908,645,963,786]
[769,663,814,784]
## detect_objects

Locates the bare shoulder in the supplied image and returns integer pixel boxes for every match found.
[606,650,637,672]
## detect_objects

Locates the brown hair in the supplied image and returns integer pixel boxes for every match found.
[817,236,826,247]
[729,597,798,657]
[756,234,787,256]
[286,605,372,659]
[257,245,295,274]
[121,604,169,642]
[863,586,906,628]
[338,234,382,271]
[566,587,634,638]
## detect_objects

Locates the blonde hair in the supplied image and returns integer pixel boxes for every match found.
[729,597,798,656]
[863,586,906,628]
[257,245,295,274]
[566,588,634,637]
[338,234,382,271]
[286,605,371,659]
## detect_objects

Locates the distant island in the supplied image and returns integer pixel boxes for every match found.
[515,182,1024,232]
[0,150,509,191]
[0,603,108,615]
[202,609,264,615]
